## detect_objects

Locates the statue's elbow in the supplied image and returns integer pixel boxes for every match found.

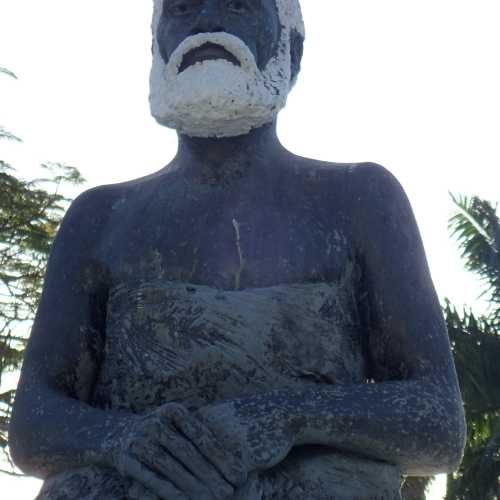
[435,438,465,475]
[410,396,466,475]
[9,421,31,475]
[444,409,466,473]
[434,400,467,474]
[9,407,47,478]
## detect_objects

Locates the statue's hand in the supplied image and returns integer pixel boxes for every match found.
[197,399,294,473]
[106,402,247,500]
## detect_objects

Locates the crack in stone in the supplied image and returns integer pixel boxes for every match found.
[232,218,246,291]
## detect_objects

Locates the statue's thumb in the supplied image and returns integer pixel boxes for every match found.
[232,471,263,500]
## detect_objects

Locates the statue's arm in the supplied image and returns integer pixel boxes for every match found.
[199,164,466,477]
[8,187,126,478]
[9,188,244,498]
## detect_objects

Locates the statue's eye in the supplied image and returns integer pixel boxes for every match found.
[166,0,198,16]
[226,0,249,14]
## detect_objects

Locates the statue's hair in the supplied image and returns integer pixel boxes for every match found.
[152,0,305,40]
[274,0,305,39]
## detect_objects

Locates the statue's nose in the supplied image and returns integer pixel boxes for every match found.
[192,2,225,34]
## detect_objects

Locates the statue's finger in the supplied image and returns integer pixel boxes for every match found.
[130,440,215,499]
[128,480,158,500]
[157,426,234,499]
[120,453,189,500]
[171,411,248,487]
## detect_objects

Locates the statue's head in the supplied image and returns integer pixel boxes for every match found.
[150,0,305,138]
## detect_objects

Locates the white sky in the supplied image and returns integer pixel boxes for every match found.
[1,1,499,498]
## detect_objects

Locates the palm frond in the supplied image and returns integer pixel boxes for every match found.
[0,127,22,143]
[446,193,500,498]
[449,193,500,323]
[445,302,500,415]
[445,300,500,499]
[0,67,17,79]
[446,425,500,500]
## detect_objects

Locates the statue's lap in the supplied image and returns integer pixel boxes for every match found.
[37,447,402,499]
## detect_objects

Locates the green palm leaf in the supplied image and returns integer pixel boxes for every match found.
[449,194,500,325]
[446,421,500,500]
[446,194,500,499]
[445,302,500,414]
[444,302,500,499]
[0,128,22,143]
[0,67,17,79]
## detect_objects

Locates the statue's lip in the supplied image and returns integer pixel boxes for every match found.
[178,43,241,73]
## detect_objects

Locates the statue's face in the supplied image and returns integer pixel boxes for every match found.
[157,0,281,72]
[149,0,302,138]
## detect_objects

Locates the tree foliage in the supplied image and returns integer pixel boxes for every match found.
[401,476,433,500]
[0,68,17,80]
[0,67,84,472]
[445,195,500,500]
[449,194,500,328]
[402,195,499,500]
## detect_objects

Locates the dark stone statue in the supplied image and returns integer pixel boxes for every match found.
[9,1,466,498]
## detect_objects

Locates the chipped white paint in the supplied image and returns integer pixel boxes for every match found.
[150,0,304,138]
[274,0,305,50]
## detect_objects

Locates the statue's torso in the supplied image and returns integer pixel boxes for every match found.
[92,166,368,409]
[39,166,403,499]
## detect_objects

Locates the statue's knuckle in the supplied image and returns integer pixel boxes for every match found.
[215,482,234,498]
[163,403,186,420]
[186,418,205,438]
[196,491,214,500]
[128,440,143,456]
[166,401,183,412]
[229,463,248,485]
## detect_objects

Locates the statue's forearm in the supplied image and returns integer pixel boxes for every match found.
[10,384,130,478]
[228,378,465,476]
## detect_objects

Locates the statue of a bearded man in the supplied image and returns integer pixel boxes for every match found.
[10,1,466,499]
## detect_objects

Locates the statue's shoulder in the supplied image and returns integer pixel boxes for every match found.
[345,162,405,198]
[293,157,413,236]
[68,183,118,214]
[304,159,398,187]
[63,182,123,227]
[337,162,417,246]
[345,161,410,212]
[290,157,404,200]
[55,178,142,250]
[64,172,159,223]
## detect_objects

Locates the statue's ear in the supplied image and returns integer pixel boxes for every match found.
[290,29,304,84]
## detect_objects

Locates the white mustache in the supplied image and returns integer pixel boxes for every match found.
[165,32,259,78]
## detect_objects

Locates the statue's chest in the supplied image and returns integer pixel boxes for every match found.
[94,194,367,413]
[105,197,355,289]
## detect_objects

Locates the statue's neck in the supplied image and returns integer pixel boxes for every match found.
[173,122,285,182]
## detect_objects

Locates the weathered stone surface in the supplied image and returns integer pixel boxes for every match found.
[36,280,404,498]
[94,281,365,412]
[38,451,402,500]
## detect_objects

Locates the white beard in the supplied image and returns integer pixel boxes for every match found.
[149,32,293,138]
